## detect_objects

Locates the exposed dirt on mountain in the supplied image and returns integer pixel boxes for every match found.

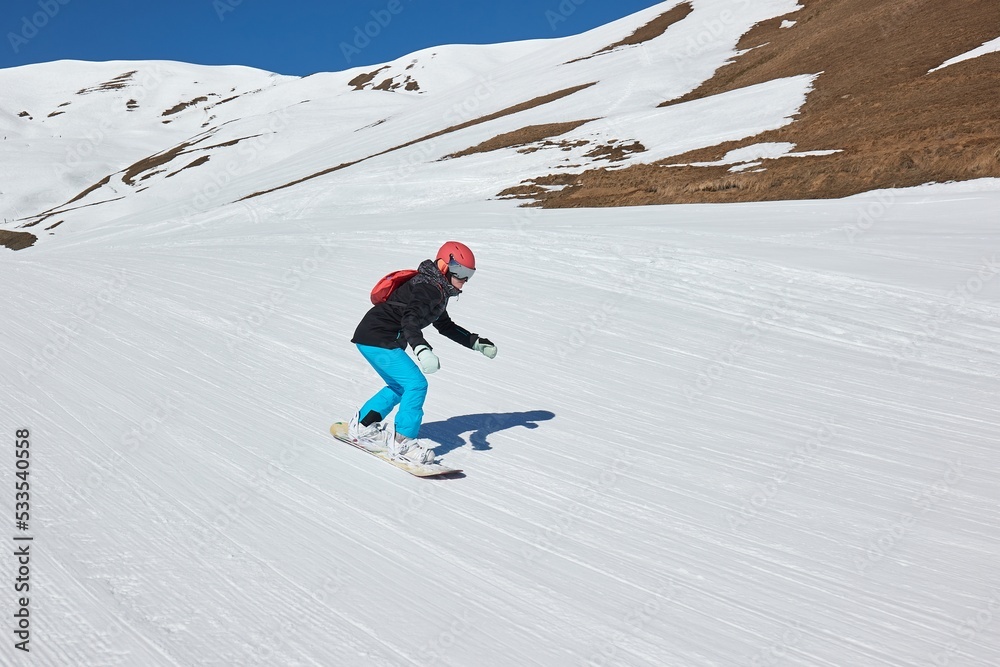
[515,0,1000,207]
[119,134,258,185]
[348,66,423,92]
[166,155,211,178]
[348,66,390,91]
[372,74,421,92]
[568,1,694,64]
[518,139,589,155]
[584,140,647,162]
[0,230,36,251]
[122,135,215,185]
[444,120,596,159]
[601,1,693,51]
[163,96,210,117]
[76,71,137,95]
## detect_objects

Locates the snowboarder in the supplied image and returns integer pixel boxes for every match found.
[348,241,497,464]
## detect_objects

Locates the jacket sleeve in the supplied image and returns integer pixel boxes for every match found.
[433,309,477,349]
[400,283,444,350]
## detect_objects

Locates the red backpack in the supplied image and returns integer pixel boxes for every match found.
[370,269,418,305]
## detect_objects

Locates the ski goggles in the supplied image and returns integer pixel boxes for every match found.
[447,258,475,281]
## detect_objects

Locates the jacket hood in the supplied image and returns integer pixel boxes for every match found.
[417,259,462,297]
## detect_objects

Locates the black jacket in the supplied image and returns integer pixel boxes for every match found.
[352,259,477,351]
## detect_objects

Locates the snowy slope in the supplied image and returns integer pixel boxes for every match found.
[3,0,1000,665]
[3,181,1000,666]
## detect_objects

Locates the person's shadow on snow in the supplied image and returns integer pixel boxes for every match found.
[419,410,555,455]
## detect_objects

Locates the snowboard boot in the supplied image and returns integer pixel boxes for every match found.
[348,411,392,452]
[390,433,436,465]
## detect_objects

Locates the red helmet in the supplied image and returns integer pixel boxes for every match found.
[436,241,476,281]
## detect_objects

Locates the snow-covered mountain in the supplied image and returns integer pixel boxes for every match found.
[2,1,1000,665]
[0,0,832,249]
[4,0,998,251]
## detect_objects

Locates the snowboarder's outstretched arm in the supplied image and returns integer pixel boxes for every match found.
[435,311,497,358]
[398,279,497,359]
[432,310,476,348]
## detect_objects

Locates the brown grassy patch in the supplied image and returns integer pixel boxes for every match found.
[122,136,213,185]
[76,71,137,94]
[166,155,211,178]
[0,230,37,251]
[444,119,595,159]
[518,139,590,155]
[348,66,389,90]
[203,136,258,150]
[162,96,210,117]
[597,2,694,53]
[497,172,583,200]
[584,140,647,162]
[350,69,423,92]
[567,3,693,64]
[119,133,257,185]
[521,0,1000,207]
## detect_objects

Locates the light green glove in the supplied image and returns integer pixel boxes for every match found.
[473,337,497,359]
[413,345,440,374]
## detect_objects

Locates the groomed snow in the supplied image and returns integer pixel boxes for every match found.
[3,179,1000,665]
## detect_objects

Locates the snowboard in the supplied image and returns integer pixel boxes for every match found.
[329,422,462,477]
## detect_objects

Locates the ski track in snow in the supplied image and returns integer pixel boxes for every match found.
[3,182,1000,666]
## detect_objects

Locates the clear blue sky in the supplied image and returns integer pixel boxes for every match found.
[2,0,662,76]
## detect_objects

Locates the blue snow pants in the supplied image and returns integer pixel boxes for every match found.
[356,344,428,439]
